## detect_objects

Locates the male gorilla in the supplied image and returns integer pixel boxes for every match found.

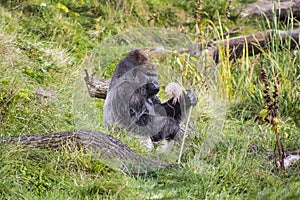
[104,49,197,142]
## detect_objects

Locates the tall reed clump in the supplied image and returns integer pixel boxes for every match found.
[256,67,285,173]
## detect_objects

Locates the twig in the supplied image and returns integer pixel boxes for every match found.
[178,106,193,165]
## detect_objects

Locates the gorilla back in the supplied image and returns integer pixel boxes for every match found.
[103,49,197,142]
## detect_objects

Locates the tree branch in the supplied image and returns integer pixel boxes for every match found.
[84,69,110,99]
[237,0,300,21]
[4,130,171,174]
[187,29,300,63]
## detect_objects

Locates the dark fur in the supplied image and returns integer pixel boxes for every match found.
[104,49,197,142]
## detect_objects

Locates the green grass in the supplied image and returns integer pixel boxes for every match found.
[0,0,300,199]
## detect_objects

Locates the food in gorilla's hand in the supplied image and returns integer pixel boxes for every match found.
[165,82,184,105]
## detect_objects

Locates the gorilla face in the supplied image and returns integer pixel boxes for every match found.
[130,64,160,98]
[145,79,160,98]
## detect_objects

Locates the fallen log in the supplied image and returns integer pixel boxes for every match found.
[188,29,300,63]
[237,0,300,21]
[3,130,171,174]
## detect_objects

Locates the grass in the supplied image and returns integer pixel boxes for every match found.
[0,0,299,199]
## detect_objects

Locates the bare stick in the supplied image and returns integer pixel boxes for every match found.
[178,106,193,165]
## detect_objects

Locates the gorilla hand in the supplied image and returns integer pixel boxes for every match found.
[183,90,198,107]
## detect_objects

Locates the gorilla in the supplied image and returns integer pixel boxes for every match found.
[103,49,197,142]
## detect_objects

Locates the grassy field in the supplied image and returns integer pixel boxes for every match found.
[0,0,299,199]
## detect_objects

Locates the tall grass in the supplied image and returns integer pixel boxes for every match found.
[0,0,299,199]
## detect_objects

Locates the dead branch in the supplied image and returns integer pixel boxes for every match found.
[188,29,300,63]
[237,0,300,21]
[84,69,110,99]
[3,130,171,174]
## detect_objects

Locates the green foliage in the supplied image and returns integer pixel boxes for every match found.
[0,0,299,199]
[0,144,142,199]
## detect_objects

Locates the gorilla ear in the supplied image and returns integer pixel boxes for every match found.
[130,49,148,64]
